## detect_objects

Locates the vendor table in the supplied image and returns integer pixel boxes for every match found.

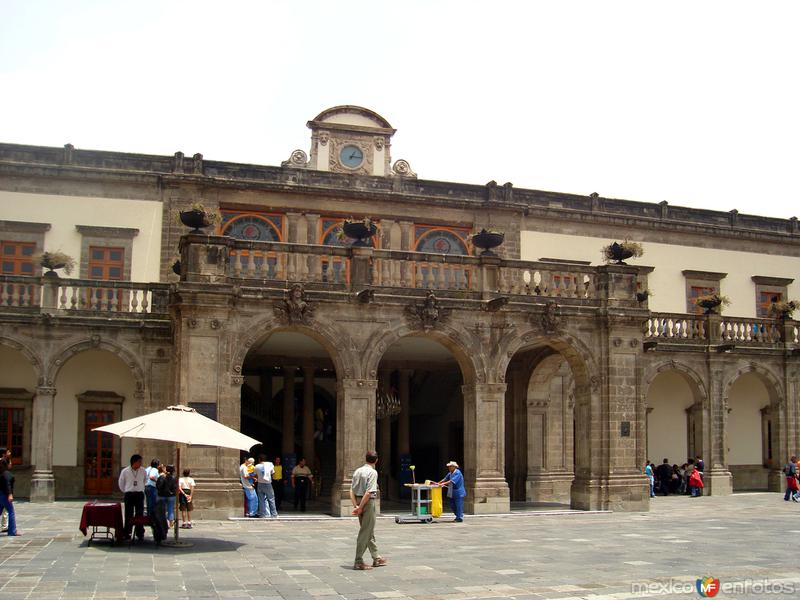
[79,501,124,545]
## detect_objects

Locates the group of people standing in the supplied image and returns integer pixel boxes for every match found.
[645,456,705,498]
[239,455,315,517]
[118,454,196,545]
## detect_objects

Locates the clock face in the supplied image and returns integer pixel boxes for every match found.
[340,145,364,168]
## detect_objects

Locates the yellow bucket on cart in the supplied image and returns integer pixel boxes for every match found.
[430,486,443,517]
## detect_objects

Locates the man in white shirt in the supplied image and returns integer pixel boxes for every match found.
[255,454,278,518]
[118,454,147,540]
[350,451,387,570]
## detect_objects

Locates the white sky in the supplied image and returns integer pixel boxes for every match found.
[1,1,798,219]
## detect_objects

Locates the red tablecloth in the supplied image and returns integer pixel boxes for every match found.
[79,501,124,540]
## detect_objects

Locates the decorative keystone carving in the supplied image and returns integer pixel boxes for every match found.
[406,291,449,331]
[537,301,562,335]
[374,136,385,150]
[281,149,309,168]
[274,283,314,325]
[318,131,329,146]
[90,334,101,347]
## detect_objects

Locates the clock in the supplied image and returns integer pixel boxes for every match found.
[340,144,364,169]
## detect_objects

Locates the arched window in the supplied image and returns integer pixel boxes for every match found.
[414,227,469,255]
[221,212,283,242]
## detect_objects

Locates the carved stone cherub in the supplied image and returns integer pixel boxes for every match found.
[406,290,449,331]
[274,283,314,325]
[539,300,562,335]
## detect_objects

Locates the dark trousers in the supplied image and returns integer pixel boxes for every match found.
[294,477,309,511]
[274,480,284,510]
[152,497,168,543]
[123,491,145,539]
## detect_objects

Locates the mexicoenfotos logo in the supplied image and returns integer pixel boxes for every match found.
[696,577,721,597]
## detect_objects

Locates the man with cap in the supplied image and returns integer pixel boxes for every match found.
[437,460,466,522]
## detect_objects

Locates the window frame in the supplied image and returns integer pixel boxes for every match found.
[683,270,727,315]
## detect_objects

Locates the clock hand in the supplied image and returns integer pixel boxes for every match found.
[349,151,358,160]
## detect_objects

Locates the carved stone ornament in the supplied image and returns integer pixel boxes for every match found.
[538,301,562,335]
[274,283,314,325]
[406,291,449,331]
[318,131,329,146]
[281,149,309,168]
[90,334,101,347]
[392,159,417,178]
[210,319,221,330]
[374,136,385,150]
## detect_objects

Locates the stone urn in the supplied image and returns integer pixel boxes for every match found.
[172,260,182,276]
[342,220,378,247]
[470,229,505,256]
[179,209,212,233]
[606,242,634,265]
[697,298,722,315]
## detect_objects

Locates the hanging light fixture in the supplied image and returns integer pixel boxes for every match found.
[376,383,401,420]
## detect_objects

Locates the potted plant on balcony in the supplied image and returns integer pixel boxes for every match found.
[636,289,653,303]
[769,299,799,319]
[35,251,76,277]
[694,293,731,315]
[469,228,505,256]
[340,217,379,247]
[603,240,644,265]
[178,202,221,233]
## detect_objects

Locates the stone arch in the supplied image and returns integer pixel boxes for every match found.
[361,320,483,385]
[723,362,784,403]
[643,360,708,404]
[495,329,599,394]
[231,314,357,380]
[45,337,146,391]
[0,335,43,383]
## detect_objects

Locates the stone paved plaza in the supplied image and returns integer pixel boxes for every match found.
[0,493,798,599]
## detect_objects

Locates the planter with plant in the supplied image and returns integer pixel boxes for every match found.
[769,299,799,319]
[694,293,731,315]
[469,228,505,256]
[178,202,221,233]
[339,217,379,247]
[636,289,653,303]
[603,240,644,265]
[35,251,76,277]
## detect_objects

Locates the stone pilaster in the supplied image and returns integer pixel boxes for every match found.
[462,383,510,514]
[305,213,321,277]
[399,221,413,251]
[286,212,302,243]
[330,378,377,516]
[29,386,56,502]
[379,218,395,249]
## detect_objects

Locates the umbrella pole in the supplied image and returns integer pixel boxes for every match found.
[175,446,180,542]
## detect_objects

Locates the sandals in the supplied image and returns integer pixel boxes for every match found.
[353,563,373,570]
[372,557,388,567]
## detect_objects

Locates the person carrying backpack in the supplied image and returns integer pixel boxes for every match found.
[784,456,799,502]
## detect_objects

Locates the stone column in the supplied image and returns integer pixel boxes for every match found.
[704,362,733,495]
[397,370,412,455]
[462,383,510,514]
[399,221,413,251]
[29,386,56,502]
[378,371,392,500]
[283,367,296,456]
[330,378,377,516]
[305,214,321,280]
[286,212,302,243]
[302,366,315,462]
[380,219,395,249]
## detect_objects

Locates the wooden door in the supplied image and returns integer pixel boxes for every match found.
[84,410,115,495]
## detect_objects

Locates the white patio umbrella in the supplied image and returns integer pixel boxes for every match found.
[94,404,260,545]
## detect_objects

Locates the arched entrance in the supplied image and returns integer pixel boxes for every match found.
[646,370,703,472]
[0,342,39,496]
[239,330,339,510]
[727,371,775,491]
[373,335,465,507]
[52,349,139,497]
[503,337,596,510]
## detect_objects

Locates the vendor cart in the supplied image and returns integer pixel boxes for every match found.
[395,484,442,524]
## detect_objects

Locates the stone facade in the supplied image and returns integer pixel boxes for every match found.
[1,106,799,516]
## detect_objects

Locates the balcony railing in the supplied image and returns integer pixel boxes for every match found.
[645,312,791,347]
[0,275,169,316]
[223,239,600,300]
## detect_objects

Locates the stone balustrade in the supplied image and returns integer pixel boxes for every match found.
[0,275,169,315]
[645,312,790,346]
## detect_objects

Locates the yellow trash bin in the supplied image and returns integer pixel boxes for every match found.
[430,486,443,518]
